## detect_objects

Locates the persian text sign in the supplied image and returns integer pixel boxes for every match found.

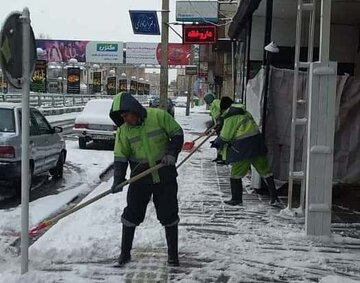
[129,11,160,35]
[183,25,216,44]
[86,41,123,64]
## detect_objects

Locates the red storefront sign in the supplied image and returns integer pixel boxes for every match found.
[183,25,216,44]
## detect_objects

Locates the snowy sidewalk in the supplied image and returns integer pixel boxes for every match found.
[1,107,360,283]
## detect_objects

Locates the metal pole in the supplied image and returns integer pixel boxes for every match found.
[263,0,273,64]
[261,54,271,137]
[86,65,90,94]
[160,0,169,110]
[231,40,235,100]
[20,7,31,274]
[319,0,331,62]
[186,75,192,116]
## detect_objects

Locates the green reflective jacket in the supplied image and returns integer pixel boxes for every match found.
[219,104,260,160]
[111,93,183,184]
[209,99,221,122]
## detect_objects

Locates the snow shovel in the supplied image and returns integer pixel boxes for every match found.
[182,127,215,151]
[28,133,214,238]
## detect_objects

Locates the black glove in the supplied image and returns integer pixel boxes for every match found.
[210,137,225,150]
[111,161,127,194]
[214,117,224,135]
[161,154,177,166]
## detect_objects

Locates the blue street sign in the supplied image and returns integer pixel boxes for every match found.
[129,10,160,35]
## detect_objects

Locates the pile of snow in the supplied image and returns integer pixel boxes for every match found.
[320,275,359,283]
[29,180,166,265]
[0,186,88,233]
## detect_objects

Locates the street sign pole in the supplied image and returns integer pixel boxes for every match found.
[20,7,31,274]
[160,0,169,110]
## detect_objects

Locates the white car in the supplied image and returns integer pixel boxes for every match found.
[73,99,116,149]
[174,96,188,107]
[0,103,66,192]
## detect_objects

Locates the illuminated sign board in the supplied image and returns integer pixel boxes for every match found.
[183,25,216,45]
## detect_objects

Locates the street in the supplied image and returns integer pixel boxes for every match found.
[0,107,359,282]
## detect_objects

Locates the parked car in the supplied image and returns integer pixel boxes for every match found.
[73,99,116,149]
[149,98,175,117]
[0,103,66,192]
[174,96,188,108]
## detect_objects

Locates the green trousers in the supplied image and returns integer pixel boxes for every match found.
[230,155,272,179]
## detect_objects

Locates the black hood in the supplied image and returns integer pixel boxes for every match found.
[223,105,245,119]
[110,93,147,127]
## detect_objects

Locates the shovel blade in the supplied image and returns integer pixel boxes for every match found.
[182,141,195,151]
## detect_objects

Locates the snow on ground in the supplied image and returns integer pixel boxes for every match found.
[0,111,114,276]
[1,106,360,282]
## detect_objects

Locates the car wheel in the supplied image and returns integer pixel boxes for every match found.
[50,151,66,179]
[79,137,87,149]
[13,163,33,197]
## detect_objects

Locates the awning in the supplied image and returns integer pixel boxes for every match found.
[228,0,262,39]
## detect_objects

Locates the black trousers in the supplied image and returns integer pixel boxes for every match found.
[121,181,179,227]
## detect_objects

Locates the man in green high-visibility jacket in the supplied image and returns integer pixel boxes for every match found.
[211,97,280,206]
[204,92,223,163]
[109,92,184,267]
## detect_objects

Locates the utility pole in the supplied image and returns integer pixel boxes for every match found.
[160,0,169,110]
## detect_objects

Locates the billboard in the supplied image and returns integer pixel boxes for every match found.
[67,68,81,94]
[176,1,218,23]
[93,72,102,93]
[126,42,191,65]
[129,10,160,35]
[137,82,144,95]
[183,25,216,44]
[130,80,137,94]
[36,40,123,64]
[144,83,150,95]
[107,77,117,95]
[118,79,128,93]
[30,60,47,93]
[85,41,124,64]
[37,39,88,63]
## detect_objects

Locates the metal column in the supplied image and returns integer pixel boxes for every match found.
[160,0,169,110]
[20,7,31,274]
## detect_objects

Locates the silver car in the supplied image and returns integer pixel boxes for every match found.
[73,99,116,149]
[0,103,66,192]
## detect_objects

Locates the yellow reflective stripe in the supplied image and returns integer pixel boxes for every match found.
[128,136,141,144]
[147,128,165,138]
[235,130,260,140]
[115,156,128,162]
[169,128,183,137]
[112,94,121,111]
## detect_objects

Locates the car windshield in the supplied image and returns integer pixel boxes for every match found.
[0,109,15,133]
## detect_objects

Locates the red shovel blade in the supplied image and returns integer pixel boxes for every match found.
[28,221,50,238]
[182,141,195,151]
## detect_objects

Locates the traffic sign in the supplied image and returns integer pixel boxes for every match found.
[129,10,160,35]
[0,12,36,89]
[183,25,216,45]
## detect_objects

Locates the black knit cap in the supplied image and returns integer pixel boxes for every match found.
[220,96,234,111]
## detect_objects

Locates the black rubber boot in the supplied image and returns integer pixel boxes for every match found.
[264,175,280,206]
[117,225,135,266]
[165,225,179,266]
[224,178,243,206]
